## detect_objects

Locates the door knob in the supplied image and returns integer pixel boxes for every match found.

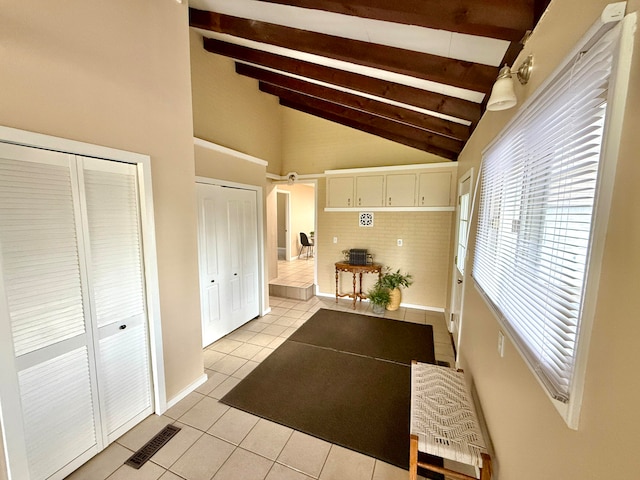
[457,279,463,284]
[211,279,215,283]
[119,324,127,330]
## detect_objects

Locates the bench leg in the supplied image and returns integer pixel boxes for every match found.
[409,435,419,480]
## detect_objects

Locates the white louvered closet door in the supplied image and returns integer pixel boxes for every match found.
[78,157,152,442]
[0,144,153,479]
[0,143,101,480]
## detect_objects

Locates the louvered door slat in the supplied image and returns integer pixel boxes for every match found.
[18,347,97,480]
[0,155,86,357]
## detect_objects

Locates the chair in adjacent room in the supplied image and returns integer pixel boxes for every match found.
[299,232,314,259]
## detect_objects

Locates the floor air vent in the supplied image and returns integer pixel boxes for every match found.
[125,424,181,469]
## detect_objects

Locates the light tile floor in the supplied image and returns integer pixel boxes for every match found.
[270,258,315,289]
[66,296,454,480]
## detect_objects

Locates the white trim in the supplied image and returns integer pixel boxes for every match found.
[276,190,292,261]
[567,11,635,429]
[195,176,268,316]
[325,162,457,176]
[324,206,455,212]
[194,137,268,167]
[165,374,208,410]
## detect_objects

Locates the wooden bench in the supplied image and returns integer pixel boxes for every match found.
[410,362,492,480]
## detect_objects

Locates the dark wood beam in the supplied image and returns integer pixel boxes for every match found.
[203,38,483,124]
[256,0,536,41]
[236,63,470,141]
[190,9,498,93]
[260,83,463,157]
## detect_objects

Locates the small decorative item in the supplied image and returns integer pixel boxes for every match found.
[359,212,374,227]
[378,268,413,311]
[367,284,390,314]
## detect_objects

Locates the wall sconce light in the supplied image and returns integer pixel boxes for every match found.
[486,55,534,111]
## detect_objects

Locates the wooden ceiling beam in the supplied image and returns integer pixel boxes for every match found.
[255,0,536,41]
[236,63,470,141]
[203,38,483,124]
[190,8,498,93]
[260,83,463,156]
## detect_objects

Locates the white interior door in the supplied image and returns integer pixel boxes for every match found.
[197,183,259,347]
[79,157,153,443]
[0,143,153,480]
[450,170,473,349]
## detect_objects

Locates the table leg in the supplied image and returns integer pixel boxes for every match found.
[352,272,357,309]
[335,268,339,303]
[359,272,363,302]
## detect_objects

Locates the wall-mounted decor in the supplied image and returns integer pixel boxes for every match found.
[359,212,374,227]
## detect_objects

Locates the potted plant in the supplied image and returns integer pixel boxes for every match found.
[367,284,391,314]
[379,268,413,311]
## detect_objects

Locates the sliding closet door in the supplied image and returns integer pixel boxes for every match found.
[0,143,101,480]
[79,157,152,442]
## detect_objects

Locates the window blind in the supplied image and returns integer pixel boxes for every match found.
[473,25,620,403]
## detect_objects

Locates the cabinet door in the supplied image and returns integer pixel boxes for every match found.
[356,175,384,207]
[385,174,416,207]
[418,172,452,206]
[327,177,354,208]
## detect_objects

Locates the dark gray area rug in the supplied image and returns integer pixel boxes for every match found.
[220,308,439,472]
[288,308,435,365]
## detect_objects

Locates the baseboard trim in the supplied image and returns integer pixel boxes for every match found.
[315,291,444,313]
[163,373,208,412]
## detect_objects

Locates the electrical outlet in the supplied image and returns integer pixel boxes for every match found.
[397,239,403,247]
[333,237,338,244]
[498,331,505,357]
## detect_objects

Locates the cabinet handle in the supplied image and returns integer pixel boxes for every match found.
[358,198,361,206]
[421,196,425,205]
[348,198,351,206]
[388,197,392,205]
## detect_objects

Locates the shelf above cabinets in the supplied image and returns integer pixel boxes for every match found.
[324,163,457,212]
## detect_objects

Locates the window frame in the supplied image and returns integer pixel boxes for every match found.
[473,11,635,429]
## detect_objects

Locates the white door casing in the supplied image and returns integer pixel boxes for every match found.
[449,169,473,352]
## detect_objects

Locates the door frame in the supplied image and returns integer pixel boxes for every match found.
[276,189,292,261]
[196,177,267,318]
[448,168,474,357]
[0,125,166,479]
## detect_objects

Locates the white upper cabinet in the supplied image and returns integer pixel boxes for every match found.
[418,171,453,207]
[385,174,416,207]
[327,176,354,208]
[356,175,384,207]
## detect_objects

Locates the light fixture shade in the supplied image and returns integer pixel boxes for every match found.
[486,75,517,111]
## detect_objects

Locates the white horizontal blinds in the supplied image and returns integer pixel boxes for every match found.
[82,159,145,328]
[81,158,152,436]
[473,26,619,402]
[0,150,86,356]
[18,347,97,480]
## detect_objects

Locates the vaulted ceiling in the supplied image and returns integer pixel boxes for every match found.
[189,0,551,161]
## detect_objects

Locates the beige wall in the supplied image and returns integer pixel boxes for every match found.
[456,1,640,478]
[276,183,316,256]
[316,180,453,308]
[0,0,202,400]
[190,30,283,175]
[281,109,445,174]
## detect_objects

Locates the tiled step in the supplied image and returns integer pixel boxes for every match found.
[269,283,315,300]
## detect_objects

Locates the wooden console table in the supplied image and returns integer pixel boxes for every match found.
[335,262,383,309]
